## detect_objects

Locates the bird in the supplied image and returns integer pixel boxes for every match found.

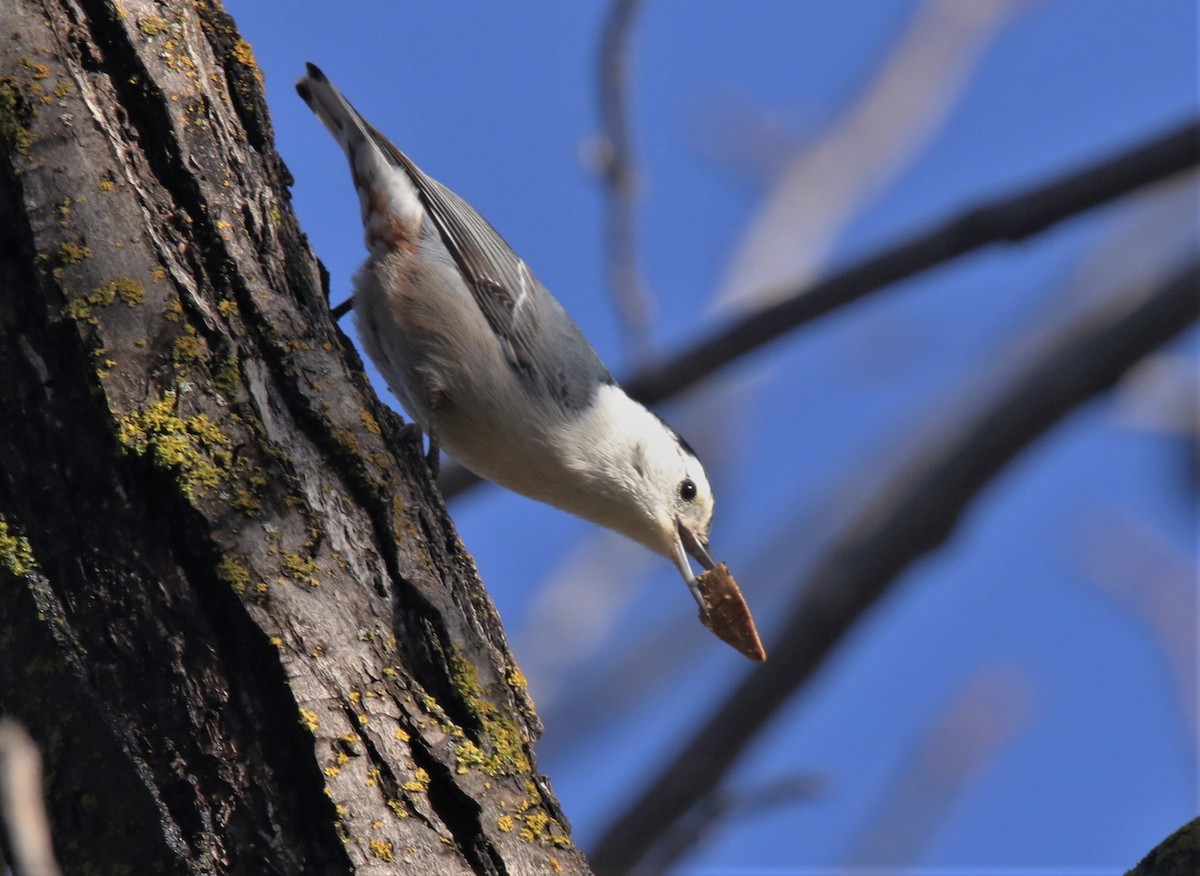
[295,63,719,610]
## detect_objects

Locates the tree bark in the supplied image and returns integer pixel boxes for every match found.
[0,1,590,873]
[1126,818,1199,876]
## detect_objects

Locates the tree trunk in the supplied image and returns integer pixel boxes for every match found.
[0,1,590,873]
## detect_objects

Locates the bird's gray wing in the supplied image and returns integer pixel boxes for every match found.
[367,126,613,410]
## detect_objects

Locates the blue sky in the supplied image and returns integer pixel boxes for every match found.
[227,2,1197,871]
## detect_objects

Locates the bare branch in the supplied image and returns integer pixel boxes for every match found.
[0,721,61,876]
[840,666,1034,867]
[626,120,1200,405]
[719,0,1025,303]
[648,773,822,874]
[1077,507,1198,743]
[595,0,652,363]
[439,119,1200,500]
[589,260,1200,874]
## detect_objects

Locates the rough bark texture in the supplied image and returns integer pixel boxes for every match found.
[0,1,590,873]
[1126,818,1200,876]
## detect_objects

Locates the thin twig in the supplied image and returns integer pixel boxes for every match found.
[588,260,1200,874]
[439,119,1200,500]
[596,0,652,363]
[0,721,62,876]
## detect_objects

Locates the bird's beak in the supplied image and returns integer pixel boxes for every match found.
[674,519,716,610]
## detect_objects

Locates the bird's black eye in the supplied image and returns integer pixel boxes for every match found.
[679,478,697,502]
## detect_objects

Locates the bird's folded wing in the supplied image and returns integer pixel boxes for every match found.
[366,125,540,374]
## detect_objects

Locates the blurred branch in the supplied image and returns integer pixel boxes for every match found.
[719,0,1025,303]
[841,666,1034,867]
[628,119,1200,404]
[0,721,62,876]
[589,260,1200,875]
[1077,507,1197,743]
[648,773,823,875]
[440,119,1200,500]
[595,0,652,363]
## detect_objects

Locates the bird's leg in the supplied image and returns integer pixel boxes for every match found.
[424,386,444,477]
[331,297,355,321]
[425,419,440,476]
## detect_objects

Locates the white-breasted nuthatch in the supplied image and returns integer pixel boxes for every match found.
[296,63,718,608]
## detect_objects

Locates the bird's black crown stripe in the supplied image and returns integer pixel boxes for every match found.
[652,413,697,460]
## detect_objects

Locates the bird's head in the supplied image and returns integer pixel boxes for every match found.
[615,405,717,590]
[554,386,718,600]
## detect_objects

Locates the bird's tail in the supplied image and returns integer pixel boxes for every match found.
[295,63,423,252]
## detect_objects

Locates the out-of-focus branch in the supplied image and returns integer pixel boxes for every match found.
[841,666,1034,867]
[719,0,1026,304]
[627,119,1200,405]
[595,0,652,363]
[439,120,1200,500]
[647,773,822,875]
[589,261,1200,875]
[1077,507,1197,743]
[0,721,62,876]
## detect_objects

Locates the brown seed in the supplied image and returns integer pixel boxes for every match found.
[696,563,766,662]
